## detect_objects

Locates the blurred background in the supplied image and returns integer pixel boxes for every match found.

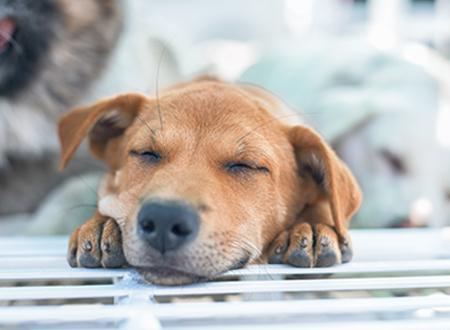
[1,0,450,235]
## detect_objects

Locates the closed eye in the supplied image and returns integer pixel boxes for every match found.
[226,162,269,175]
[130,150,161,164]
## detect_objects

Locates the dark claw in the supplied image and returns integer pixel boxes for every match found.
[319,236,329,247]
[274,244,283,254]
[342,235,349,246]
[101,238,126,268]
[268,244,286,264]
[84,241,93,251]
[102,242,110,252]
[300,237,309,247]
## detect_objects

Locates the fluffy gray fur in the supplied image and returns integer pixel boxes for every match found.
[0,0,122,214]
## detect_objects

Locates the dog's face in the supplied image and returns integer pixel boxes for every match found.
[59,79,361,285]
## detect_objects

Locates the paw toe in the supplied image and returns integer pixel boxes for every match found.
[287,246,312,267]
[268,252,285,264]
[315,246,338,267]
[67,247,78,268]
[78,251,101,268]
[101,241,126,268]
[102,250,127,268]
[100,219,127,268]
[311,226,341,267]
[340,235,353,263]
[67,227,81,268]
[285,223,314,267]
[268,231,289,264]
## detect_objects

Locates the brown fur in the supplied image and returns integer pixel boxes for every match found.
[59,78,362,285]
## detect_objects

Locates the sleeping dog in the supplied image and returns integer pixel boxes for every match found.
[59,77,362,285]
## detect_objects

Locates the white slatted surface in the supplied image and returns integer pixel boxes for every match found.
[1,228,450,329]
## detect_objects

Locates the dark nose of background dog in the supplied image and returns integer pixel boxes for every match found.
[137,200,200,253]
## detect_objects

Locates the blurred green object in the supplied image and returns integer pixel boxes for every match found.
[239,36,438,142]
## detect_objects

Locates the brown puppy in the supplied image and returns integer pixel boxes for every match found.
[59,77,362,286]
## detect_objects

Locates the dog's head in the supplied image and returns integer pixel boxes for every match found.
[59,78,361,285]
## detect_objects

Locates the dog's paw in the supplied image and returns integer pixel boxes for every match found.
[67,216,127,269]
[268,222,352,267]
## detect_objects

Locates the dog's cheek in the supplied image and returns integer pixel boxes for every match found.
[120,223,145,266]
[120,215,163,267]
[98,194,127,224]
[118,211,139,264]
[254,199,292,256]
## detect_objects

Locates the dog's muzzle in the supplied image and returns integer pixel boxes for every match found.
[137,199,200,254]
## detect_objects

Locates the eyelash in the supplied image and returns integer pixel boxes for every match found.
[226,162,269,175]
[130,150,162,164]
[129,150,269,176]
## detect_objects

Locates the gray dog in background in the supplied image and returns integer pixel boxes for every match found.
[0,0,122,216]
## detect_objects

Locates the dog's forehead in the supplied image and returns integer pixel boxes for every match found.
[163,82,275,122]
[133,82,285,138]
[126,82,290,158]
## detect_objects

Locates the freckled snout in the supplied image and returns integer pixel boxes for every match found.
[137,200,200,253]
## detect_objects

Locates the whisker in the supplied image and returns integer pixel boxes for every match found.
[124,94,157,143]
[155,34,178,132]
[46,203,98,218]
[62,204,98,212]
[59,171,101,199]
[0,30,23,55]
[236,114,298,144]
[67,158,108,172]
[236,111,328,145]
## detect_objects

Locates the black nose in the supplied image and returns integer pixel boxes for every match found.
[137,200,200,253]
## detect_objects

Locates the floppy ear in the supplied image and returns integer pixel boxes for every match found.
[291,126,362,238]
[58,93,147,170]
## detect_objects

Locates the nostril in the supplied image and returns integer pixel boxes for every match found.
[171,223,191,237]
[140,220,156,234]
[137,200,200,252]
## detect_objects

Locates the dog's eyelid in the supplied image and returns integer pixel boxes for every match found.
[226,161,269,174]
[129,149,162,163]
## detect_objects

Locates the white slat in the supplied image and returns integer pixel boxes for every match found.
[1,228,450,329]
[2,274,450,301]
[1,259,450,281]
[165,318,450,330]
[2,295,450,322]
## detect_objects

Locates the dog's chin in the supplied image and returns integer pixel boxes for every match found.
[135,266,210,286]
